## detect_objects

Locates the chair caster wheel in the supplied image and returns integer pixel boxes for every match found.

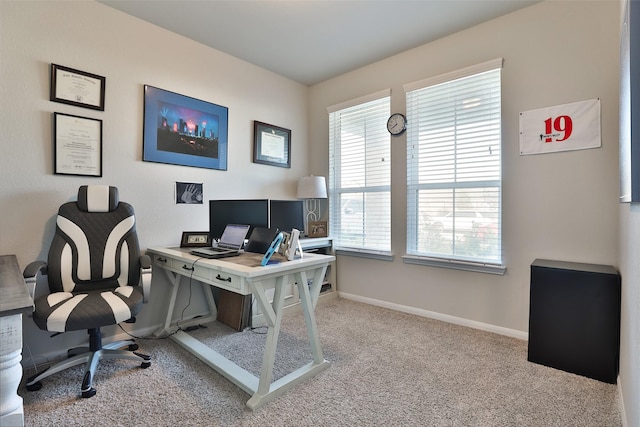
[81,387,97,398]
[141,361,151,369]
[26,381,42,392]
[128,343,139,351]
[134,351,151,361]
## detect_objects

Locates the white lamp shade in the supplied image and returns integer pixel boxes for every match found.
[297,176,327,199]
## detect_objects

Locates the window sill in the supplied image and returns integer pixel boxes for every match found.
[335,248,394,261]
[402,255,506,275]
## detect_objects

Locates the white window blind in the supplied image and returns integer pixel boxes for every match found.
[329,93,391,253]
[405,60,503,267]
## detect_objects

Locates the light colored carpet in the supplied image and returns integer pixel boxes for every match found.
[20,298,621,426]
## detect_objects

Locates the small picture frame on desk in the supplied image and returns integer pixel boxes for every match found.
[180,231,211,248]
[50,64,106,111]
[308,221,328,238]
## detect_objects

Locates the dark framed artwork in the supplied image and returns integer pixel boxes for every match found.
[143,85,229,170]
[253,121,291,168]
[50,64,106,111]
[53,112,102,177]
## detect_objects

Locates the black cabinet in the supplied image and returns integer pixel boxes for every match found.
[527,259,621,383]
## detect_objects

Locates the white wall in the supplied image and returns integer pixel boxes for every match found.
[310,1,637,424]
[620,204,640,427]
[310,0,620,333]
[618,0,640,421]
[0,1,309,361]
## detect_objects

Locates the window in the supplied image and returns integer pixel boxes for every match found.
[328,90,391,255]
[405,59,504,273]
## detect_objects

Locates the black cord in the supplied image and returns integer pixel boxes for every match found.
[119,257,205,341]
[248,294,268,334]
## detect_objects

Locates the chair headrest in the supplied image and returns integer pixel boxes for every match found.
[77,185,119,212]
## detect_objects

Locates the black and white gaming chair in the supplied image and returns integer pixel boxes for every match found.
[24,185,151,398]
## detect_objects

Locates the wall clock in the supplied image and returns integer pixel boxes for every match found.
[387,113,407,136]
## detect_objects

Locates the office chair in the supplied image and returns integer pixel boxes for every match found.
[23,185,152,398]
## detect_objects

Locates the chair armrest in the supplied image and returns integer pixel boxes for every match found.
[140,255,151,303]
[23,260,47,301]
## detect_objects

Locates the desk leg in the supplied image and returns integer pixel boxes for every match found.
[250,276,287,393]
[154,269,181,337]
[245,267,330,410]
[296,267,327,365]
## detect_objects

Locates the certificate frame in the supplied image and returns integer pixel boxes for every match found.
[253,121,291,168]
[50,64,106,111]
[54,112,103,177]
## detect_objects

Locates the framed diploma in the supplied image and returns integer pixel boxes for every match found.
[253,121,291,168]
[54,112,102,177]
[50,64,106,111]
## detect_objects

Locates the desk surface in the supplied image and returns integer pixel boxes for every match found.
[0,255,33,317]
[147,246,335,278]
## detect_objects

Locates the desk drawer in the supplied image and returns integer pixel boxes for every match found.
[153,256,211,281]
[211,271,243,291]
[152,254,245,292]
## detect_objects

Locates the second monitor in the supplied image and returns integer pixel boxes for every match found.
[209,199,269,240]
[269,199,304,234]
[209,199,305,241]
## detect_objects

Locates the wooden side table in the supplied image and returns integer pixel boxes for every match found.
[0,255,34,427]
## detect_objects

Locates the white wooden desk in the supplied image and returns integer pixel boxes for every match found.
[146,247,335,410]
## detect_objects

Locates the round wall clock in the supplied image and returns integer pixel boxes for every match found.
[387,113,407,136]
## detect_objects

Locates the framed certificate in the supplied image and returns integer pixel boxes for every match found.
[50,64,106,111]
[54,112,102,177]
[253,121,291,168]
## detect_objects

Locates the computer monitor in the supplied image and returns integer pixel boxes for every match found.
[269,199,305,234]
[209,199,269,240]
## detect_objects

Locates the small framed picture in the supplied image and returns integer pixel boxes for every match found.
[253,121,291,168]
[180,231,211,248]
[308,221,328,238]
[176,182,203,204]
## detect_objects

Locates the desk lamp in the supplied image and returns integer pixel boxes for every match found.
[297,175,327,236]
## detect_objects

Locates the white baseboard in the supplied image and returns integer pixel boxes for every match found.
[338,291,528,340]
[618,376,628,427]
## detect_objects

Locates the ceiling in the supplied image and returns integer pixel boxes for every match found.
[99,0,541,86]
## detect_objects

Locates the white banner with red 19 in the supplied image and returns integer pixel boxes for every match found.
[519,98,601,156]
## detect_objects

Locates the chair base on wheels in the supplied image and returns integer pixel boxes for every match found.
[25,328,151,398]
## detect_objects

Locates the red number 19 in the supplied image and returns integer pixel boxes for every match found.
[544,115,573,142]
